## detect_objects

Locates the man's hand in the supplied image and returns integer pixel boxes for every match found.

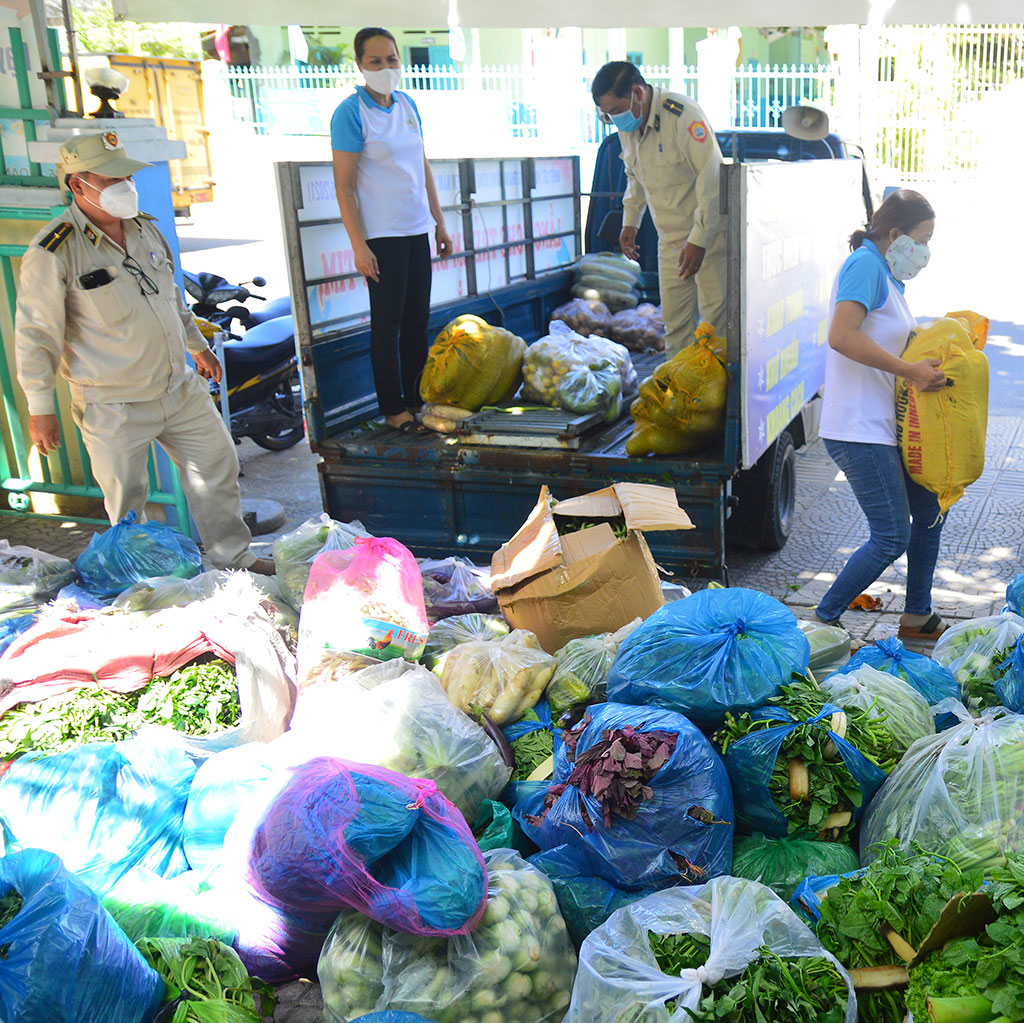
[678,242,706,279]
[194,347,222,383]
[619,226,639,260]
[435,226,454,259]
[903,357,947,393]
[29,414,60,455]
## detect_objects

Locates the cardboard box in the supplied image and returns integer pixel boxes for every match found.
[490,483,694,653]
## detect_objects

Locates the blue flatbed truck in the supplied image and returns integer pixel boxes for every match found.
[275,131,871,581]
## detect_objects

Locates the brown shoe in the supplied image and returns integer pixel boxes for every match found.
[897,612,948,641]
[247,557,276,575]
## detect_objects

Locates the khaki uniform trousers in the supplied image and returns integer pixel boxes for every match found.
[658,230,728,358]
[72,372,254,570]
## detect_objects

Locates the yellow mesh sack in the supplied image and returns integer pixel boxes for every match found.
[896,315,989,515]
[419,314,526,411]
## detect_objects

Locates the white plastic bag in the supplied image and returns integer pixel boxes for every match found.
[860,704,1024,870]
[0,539,75,613]
[566,877,855,1023]
[421,613,510,673]
[932,611,1024,709]
[819,664,935,759]
[798,619,851,675]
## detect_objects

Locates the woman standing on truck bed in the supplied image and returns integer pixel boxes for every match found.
[331,26,453,434]
[814,189,950,641]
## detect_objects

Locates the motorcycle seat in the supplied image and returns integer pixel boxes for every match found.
[222,316,296,366]
[249,296,292,324]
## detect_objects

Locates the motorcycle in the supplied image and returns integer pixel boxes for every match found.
[183,270,304,451]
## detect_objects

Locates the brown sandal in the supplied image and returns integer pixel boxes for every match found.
[898,612,948,641]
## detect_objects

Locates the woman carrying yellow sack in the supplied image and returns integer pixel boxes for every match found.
[814,190,951,641]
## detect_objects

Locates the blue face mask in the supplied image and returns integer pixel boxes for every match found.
[610,91,643,132]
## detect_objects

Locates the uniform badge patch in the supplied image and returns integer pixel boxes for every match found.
[38,222,73,252]
[662,98,685,116]
[83,224,99,246]
[407,116,418,130]
[688,120,708,142]
[101,131,119,150]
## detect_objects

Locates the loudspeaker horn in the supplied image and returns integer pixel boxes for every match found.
[781,104,830,141]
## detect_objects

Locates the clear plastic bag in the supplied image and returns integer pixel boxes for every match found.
[233,757,487,936]
[608,587,810,727]
[564,876,855,1023]
[298,537,429,686]
[74,510,201,599]
[608,306,666,352]
[932,611,1024,710]
[521,322,624,422]
[0,539,75,613]
[272,513,373,609]
[551,298,613,337]
[860,704,1024,870]
[0,733,195,896]
[439,629,557,725]
[285,664,511,822]
[515,702,734,891]
[419,557,497,621]
[797,620,851,675]
[826,635,960,728]
[546,620,641,722]
[319,849,578,1023]
[421,613,509,673]
[730,833,860,903]
[818,664,935,759]
[0,848,165,1023]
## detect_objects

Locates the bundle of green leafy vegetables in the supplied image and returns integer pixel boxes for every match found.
[647,931,848,1023]
[509,707,554,781]
[136,936,274,1023]
[715,678,898,839]
[933,616,1024,710]
[812,842,986,1023]
[905,855,1024,1023]
[0,658,239,759]
[0,886,24,961]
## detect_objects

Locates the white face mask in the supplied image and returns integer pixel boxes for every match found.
[80,177,139,220]
[362,66,402,95]
[885,232,930,281]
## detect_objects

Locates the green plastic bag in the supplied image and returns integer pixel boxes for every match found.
[471,798,532,856]
[731,832,861,902]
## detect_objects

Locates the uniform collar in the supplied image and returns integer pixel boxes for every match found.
[642,85,666,137]
[862,238,905,293]
[68,200,135,252]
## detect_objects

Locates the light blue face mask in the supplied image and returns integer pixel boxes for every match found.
[610,91,642,132]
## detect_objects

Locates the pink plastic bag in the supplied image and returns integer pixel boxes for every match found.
[238,757,488,937]
[298,538,429,686]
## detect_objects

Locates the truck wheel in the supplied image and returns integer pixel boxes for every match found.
[728,430,796,551]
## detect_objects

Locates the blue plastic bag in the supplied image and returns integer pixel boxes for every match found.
[0,610,38,657]
[529,844,653,950]
[0,735,195,895]
[1006,574,1024,616]
[607,587,810,726]
[995,636,1024,712]
[0,848,164,1023]
[351,1015,436,1023]
[514,702,734,890]
[75,511,201,599]
[722,704,888,838]
[826,636,961,729]
[790,868,865,925]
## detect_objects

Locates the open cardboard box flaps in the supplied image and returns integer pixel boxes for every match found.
[490,483,694,654]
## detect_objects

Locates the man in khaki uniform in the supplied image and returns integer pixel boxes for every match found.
[14,132,273,573]
[592,61,727,357]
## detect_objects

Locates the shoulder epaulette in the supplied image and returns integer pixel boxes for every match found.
[663,98,685,116]
[136,211,158,221]
[38,222,73,252]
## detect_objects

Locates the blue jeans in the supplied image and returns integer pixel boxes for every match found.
[816,439,944,623]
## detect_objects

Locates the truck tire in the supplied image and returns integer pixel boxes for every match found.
[728,430,796,551]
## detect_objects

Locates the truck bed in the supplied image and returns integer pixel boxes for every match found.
[317,348,734,577]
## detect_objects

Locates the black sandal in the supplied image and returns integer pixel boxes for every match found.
[395,419,430,435]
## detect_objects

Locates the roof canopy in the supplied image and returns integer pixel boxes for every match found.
[111,0,1024,28]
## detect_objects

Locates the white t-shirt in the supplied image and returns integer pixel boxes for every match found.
[819,240,918,446]
[330,87,434,240]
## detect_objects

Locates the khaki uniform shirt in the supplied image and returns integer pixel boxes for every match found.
[14,202,209,416]
[620,88,724,248]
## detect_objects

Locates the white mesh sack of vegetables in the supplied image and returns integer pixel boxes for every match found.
[438,628,557,726]
[272,513,373,609]
[0,539,75,613]
[564,877,855,1023]
[318,848,578,1023]
[860,704,1024,872]
[932,611,1024,711]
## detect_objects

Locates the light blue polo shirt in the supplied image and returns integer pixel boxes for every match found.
[330,87,433,240]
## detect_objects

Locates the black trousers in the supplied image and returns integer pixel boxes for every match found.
[365,233,432,417]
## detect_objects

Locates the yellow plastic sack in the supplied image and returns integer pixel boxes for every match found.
[896,314,989,515]
[419,314,526,411]
[626,322,727,456]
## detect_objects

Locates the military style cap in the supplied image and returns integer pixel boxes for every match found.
[58,131,151,192]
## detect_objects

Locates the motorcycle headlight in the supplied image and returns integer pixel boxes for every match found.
[206,288,240,303]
